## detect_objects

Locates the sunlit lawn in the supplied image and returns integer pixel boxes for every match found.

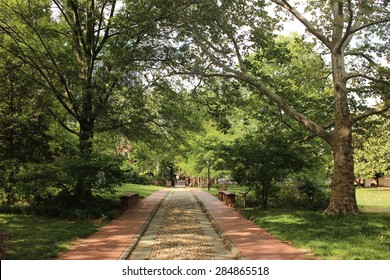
[240,187,390,260]
[112,183,165,198]
[0,213,104,260]
[356,188,390,213]
[241,209,390,260]
[0,183,165,259]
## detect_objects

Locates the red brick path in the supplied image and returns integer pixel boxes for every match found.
[58,188,170,260]
[191,189,305,260]
[58,188,305,260]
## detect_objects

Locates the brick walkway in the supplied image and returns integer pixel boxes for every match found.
[58,188,170,260]
[58,187,305,260]
[191,189,305,260]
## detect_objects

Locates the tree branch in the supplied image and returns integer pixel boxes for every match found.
[299,121,335,143]
[271,0,332,49]
[345,52,377,65]
[46,107,79,136]
[231,35,247,73]
[349,18,390,34]
[243,74,333,145]
[95,0,117,58]
[337,0,354,52]
[191,33,333,144]
[346,73,390,85]
[352,103,390,124]
[5,3,81,119]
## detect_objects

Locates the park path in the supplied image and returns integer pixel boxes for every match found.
[58,187,306,260]
[128,188,236,260]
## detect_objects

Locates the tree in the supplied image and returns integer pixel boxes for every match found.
[158,0,389,214]
[0,52,53,203]
[220,128,309,209]
[176,120,234,184]
[0,0,123,200]
[0,0,188,201]
[354,113,390,185]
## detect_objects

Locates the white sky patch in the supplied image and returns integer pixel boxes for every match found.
[266,1,307,36]
[280,19,306,35]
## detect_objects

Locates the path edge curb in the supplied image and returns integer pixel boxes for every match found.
[118,190,170,260]
[191,190,245,260]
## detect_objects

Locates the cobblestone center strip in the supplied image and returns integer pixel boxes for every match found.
[128,188,236,260]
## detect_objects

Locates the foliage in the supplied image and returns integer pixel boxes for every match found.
[0,0,201,203]
[177,33,334,208]
[156,0,390,214]
[0,0,388,215]
[0,183,164,259]
[0,152,123,209]
[120,161,151,185]
[245,34,334,128]
[52,153,123,203]
[0,52,53,204]
[354,114,390,181]
[0,0,204,207]
[177,121,234,179]
[273,180,330,210]
[219,128,312,209]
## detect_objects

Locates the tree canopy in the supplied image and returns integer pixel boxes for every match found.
[152,0,389,214]
[0,0,388,215]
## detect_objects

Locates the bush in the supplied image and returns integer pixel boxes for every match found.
[0,160,23,204]
[0,194,121,221]
[14,162,61,205]
[120,162,150,185]
[151,177,167,186]
[59,154,123,192]
[273,179,330,210]
[0,153,125,210]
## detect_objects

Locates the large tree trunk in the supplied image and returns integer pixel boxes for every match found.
[74,92,95,202]
[74,119,94,203]
[324,46,360,215]
[79,117,94,155]
[324,124,359,215]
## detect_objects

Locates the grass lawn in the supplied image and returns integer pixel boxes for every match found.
[0,214,104,259]
[239,187,390,260]
[356,188,390,213]
[111,183,165,198]
[0,183,165,259]
[241,209,390,260]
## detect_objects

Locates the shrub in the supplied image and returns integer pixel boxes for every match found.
[120,162,150,185]
[1,153,125,210]
[273,179,330,210]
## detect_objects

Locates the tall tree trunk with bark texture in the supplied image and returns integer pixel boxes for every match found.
[323,3,359,214]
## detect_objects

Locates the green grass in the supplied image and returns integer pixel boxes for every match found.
[2,184,388,260]
[211,185,390,259]
[0,214,105,259]
[0,183,165,259]
[239,187,390,260]
[205,185,246,196]
[111,183,165,198]
[356,188,390,213]
[241,209,390,260]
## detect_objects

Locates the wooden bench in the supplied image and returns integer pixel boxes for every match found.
[218,191,236,207]
[120,193,140,209]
